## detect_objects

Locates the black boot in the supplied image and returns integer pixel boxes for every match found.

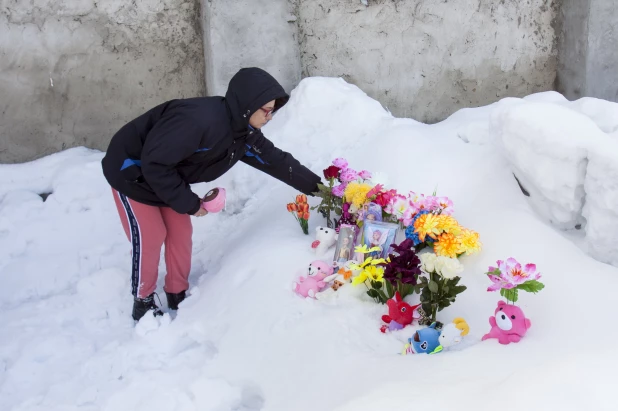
[165,290,186,310]
[132,293,164,321]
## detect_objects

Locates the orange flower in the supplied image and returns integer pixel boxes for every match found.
[338,268,352,280]
[296,194,307,204]
[297,210,304,218]
[289,203,298,212]
[301,203,309,212]
[302,211,310,220]
[286,203,294,212]
[434,233,459,258]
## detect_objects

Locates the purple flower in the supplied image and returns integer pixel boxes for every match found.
[381,239,422,285]
[332,158,349,169]
[332,183,347,197]
[339,169,359,183]
[487,258,542,292]
[358,170,372,180]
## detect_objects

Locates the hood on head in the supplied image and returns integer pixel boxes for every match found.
[225,67,289,131]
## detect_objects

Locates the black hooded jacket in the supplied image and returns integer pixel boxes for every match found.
[102,68,321,215]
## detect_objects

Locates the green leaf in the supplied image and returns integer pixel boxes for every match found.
[516,280,545,294]
[335,208,342,216]
[400,283,414,299]
[377,289,389,304]
[372,280,383,289]
[384,280,394,299]
[367,289,379,298]
[451,285,467,296]
[443,285,449,294]
[500,288,519,303]
[486,268,501,276]
[428,281,439,293]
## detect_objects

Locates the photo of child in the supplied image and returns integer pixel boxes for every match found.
[363,202,383,222]
[333,225,357,266]
[362,221,399,260]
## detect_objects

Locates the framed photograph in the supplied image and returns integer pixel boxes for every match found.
[333,224,357,265]
[362,221,399,260]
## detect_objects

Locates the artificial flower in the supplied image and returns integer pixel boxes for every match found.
[302,211,310,220]
[358,170,372,180]
[352,270,368,285]
[388,195,409,218]
[435,215,461,235]
[323,165,341,180]
[296,210,303,219]
[419,252,438,273]
[354,244,381,255]
[296,194,307,204]
[366,184,384,199]
[413,213,442,242]
[344,182,373,208]
[340,169,360,183]
[287,203,297,212]
[332,158,348,169]
[374,189,397,208]
[456,229,482,255]
[434,256,464,279]
[332,183,347,198]
[487,258,541,291]
[382,239,422,285]
[433,233,459,258]
[436,196,454,215]
[365,265,385,282]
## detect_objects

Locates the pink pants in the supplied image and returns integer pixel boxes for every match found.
[112,189,192,299]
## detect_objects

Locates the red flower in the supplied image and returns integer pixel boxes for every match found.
[323,165,341,180]
[302,211,310,220]
[375,189,397,208]
[289,203,298,212]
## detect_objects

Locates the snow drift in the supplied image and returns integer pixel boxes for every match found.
[1,78,618,411]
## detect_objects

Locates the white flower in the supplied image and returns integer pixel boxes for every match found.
[435,256,464,279]
[419,253,437,273]
[368,171,390,188]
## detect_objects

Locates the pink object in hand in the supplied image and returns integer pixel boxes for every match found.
[201,188,226,213]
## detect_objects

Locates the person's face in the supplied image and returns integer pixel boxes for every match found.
[373,232,380,241]
[249,99,275,128]
[366,214,375,221]
[342,238,349,246]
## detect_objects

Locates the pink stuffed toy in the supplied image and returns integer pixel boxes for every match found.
[482,300,531,345]
[293,261,334,298]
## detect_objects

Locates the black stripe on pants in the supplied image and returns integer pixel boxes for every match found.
[119,193,141,297]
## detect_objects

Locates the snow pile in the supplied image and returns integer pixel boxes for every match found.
[485,96,618,266]
[2,77,618,411]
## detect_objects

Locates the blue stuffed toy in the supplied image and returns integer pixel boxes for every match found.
[401,322,443,355]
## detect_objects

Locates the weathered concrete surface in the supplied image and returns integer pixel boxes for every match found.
[201,0,301,96]
[555,0,591,99]
[298,0,558,122]
[557,0,618,103]
[0,0,205,163]
[587,0,618,102]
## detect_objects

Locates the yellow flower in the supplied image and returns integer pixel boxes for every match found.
[456,229,482,255]
[344,182,373,209]
[354,244,381,254]
[352,269,369,285]
[414,213,442,242]
[365,265,385,282]
[435,215,462,236]
[434,233,459,258]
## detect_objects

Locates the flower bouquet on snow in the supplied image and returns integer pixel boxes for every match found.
[482,258,544,344]
[415,252,467,325]
[286,194,310,235]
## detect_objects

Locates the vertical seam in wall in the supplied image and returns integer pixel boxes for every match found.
[584,0,592,96]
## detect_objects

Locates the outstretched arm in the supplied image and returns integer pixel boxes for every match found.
[241,131,322,196]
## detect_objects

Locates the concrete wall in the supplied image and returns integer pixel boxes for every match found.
[587,0,618,102]
[298,0,558,122]
[0,0,205,163]
[201,0,301,96]
[556,0,618,103]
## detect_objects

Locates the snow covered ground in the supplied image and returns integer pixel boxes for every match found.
[1,78,618,411]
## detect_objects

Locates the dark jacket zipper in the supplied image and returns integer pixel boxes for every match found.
[289,166,293,180]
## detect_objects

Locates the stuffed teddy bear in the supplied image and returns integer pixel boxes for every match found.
[293,260,334,299]
[314,265,354,301]
[311,226,338,257]
[482,300,531,345]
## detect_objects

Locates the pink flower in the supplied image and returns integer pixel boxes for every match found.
[366,184,384,199]
[339,169,359,183]
[358,170,372,180]
[332,183,347,197]
[401,204,419,226]
[436,196,454,215]
[386,194,408,218]
[487,258,541,292]
[332,158,348,169]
